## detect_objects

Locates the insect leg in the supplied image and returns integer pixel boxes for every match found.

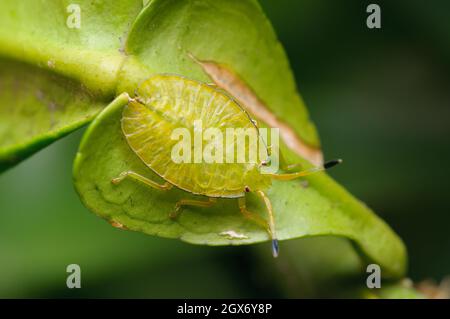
[238,196,278,257]
[268,159,342,181]
[263,150,301,172]
[255,191,279,258]
[111,171,173,190]
[237,197,269,231]
[281,162,303,172]
[170,197,217,219]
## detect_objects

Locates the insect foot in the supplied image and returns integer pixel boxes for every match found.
[169,206,182,220]
[169,198,217,220]
[272,239,279,258]
[111,171,129,185]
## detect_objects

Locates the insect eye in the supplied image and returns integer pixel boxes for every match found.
[261,157,271,166]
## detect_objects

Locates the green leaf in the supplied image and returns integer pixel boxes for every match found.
[0,0,144,170]
[372,284,424,299]
[74,92,406,278]
[2,0,407,280]
[72,0,405,278]
[0,58,106,172]
[339,282,424,299]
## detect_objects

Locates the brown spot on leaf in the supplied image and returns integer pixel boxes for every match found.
[188,53,323,166]
[109,220,128,230]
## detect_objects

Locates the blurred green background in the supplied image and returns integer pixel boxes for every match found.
[0,0,449,298]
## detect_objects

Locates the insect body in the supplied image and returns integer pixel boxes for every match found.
[112,74,341,257]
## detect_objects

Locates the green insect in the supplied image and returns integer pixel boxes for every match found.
[111,74,341,257]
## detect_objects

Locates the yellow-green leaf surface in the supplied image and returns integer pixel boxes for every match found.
[0,58,106,172]
[0,0,144,170]
[1,0,407,280]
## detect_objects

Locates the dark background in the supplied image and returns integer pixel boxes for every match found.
[0,0,449,297]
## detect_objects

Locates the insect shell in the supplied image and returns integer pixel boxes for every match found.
[112,74,341,257]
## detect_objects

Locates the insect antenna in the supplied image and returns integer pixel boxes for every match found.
[324,159,342,169]
[269,159,342,180]
[272,239,279,258]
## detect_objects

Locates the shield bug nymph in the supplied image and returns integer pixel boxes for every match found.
[111,74,341,257]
